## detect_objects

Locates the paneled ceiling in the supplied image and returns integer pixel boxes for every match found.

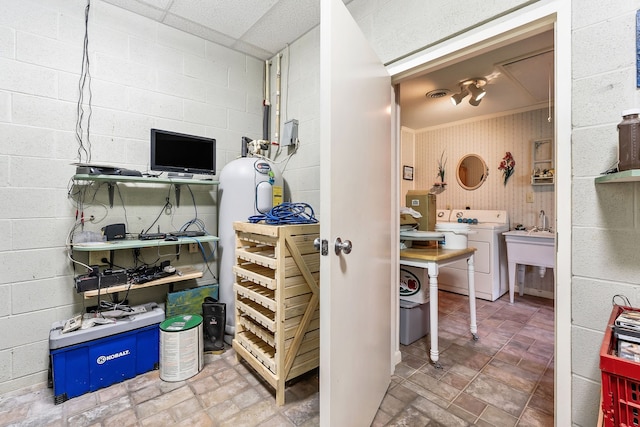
[101,0,353,60]
[101,0,554,129]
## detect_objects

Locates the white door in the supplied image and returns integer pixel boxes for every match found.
[319,0,393,425]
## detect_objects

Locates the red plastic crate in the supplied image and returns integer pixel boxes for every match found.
[600,305,640,427]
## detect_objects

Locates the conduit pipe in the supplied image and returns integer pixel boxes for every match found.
[263,60,271,154]
[274,53,282,145]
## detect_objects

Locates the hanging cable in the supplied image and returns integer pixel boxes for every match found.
[75,0,93,163]
[143,191,173,234]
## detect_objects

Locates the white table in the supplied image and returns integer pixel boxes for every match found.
[399,246,478,368]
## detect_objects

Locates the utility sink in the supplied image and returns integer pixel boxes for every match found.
[502,230,555,303]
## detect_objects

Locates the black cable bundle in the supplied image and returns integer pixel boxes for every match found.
[75,0,93,163]
[248,202,318,225]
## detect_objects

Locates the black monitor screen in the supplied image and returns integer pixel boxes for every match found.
[150,129,215,175]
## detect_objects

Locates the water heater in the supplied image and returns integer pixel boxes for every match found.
[217,157,283,329]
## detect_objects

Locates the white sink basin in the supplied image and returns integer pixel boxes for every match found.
[504,229,555,239]
[502,230,555,303]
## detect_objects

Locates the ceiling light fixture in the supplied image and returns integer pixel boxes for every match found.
[450,88,468,105]
[451,78,487,107]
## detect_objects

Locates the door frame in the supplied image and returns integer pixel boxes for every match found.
[386,2,571,426]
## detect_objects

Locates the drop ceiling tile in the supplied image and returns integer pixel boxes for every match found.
[230,39,274,60]
[168,0,279,39]
[137,0,174,9]
[240,0,320,55]
[101,0,167,21]
[162,13,236,48]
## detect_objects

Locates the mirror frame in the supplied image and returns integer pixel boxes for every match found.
[456,154,489,191]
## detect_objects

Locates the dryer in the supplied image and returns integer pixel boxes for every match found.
[438,209,509,301]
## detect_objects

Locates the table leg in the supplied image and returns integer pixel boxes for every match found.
[518,264,526,297]
[428,262,441,368]
[467,255,478,341]
[508,261,516,303]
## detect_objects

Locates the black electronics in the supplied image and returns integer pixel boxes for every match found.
[138,232,166,240]
[128,262,175,285]
[75,269,128,293]
[74,164,142,176]
[102,223,126,241]
[168,230,205,237]
[150,128,216,176]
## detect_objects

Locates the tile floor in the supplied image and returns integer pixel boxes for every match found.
[0,291,554,426]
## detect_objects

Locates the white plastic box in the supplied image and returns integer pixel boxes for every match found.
[400,266,429,304]
[399,300,430,345]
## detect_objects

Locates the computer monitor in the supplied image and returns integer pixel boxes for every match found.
[150,128,216,176]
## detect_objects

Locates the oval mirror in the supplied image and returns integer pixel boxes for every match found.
[456,154,488,190]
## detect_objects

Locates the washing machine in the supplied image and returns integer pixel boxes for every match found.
[437,209,509,301]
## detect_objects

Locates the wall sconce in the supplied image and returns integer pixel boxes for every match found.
[451,78,487,107]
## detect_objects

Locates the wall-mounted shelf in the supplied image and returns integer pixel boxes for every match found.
[595,169,640,184]
[72,174,218,207]
[72,235,219,252]
[73,236,217,298]
[531,138,554,186]
[82,266,203,298]
[73,174,218,186]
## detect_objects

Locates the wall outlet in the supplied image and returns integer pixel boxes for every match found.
[526,192,534,203]
[89,250,110,266]
[189,243,198,253]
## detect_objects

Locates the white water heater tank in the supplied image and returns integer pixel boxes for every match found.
[217,157,283,328]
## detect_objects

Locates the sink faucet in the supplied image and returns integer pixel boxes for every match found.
[539,210,548,231]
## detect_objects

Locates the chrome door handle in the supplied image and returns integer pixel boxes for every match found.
[314,238,328,256]
[334,237,352,255]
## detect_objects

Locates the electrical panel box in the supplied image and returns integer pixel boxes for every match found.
[281,119,299,147]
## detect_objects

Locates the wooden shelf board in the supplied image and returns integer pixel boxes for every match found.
[83,266,202,298]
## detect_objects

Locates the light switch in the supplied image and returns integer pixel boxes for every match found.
[526,192,534,203]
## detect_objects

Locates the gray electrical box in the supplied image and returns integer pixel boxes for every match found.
[281,119,298,147]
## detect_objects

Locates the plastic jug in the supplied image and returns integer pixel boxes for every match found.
[618,108,640,171]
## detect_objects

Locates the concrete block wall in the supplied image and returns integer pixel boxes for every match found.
[571,2,640,425]
[0,0,264,393]
[266,29,322,211]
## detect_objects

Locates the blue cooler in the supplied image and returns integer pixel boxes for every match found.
[49,306,165,404]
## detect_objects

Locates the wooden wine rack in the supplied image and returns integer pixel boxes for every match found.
[231,221,320,405]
